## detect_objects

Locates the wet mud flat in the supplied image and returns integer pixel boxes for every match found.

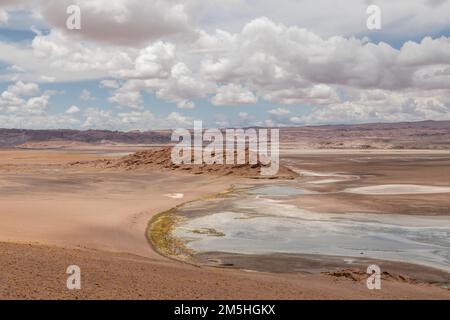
[194,252,450,287]
[281,152,450,215]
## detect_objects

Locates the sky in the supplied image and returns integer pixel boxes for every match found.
[0,0,450,131]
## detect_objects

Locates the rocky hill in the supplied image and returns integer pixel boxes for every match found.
[68,147,297,179]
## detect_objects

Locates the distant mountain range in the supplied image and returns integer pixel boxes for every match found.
[1,120,449,149]
[280,120,450,149]
[0,128,172,148]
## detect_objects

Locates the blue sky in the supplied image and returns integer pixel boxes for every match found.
[0,0,450,130]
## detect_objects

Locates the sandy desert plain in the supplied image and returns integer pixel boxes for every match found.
[0,122,450,300]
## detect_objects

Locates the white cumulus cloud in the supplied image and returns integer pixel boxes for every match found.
[66,105,80,114]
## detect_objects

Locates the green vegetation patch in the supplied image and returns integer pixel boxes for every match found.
[147,209,192,259]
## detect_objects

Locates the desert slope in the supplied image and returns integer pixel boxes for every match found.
[1,242,449,300]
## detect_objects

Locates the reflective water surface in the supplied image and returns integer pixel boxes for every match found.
[174,185,450,272]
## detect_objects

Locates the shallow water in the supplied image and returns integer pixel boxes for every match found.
[246,185,312,196]
[174,186,450,272]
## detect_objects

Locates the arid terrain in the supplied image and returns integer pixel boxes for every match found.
[2,120,450,150]
[0,121,450,299]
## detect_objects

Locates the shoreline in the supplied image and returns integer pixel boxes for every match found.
[146,184,450,288]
